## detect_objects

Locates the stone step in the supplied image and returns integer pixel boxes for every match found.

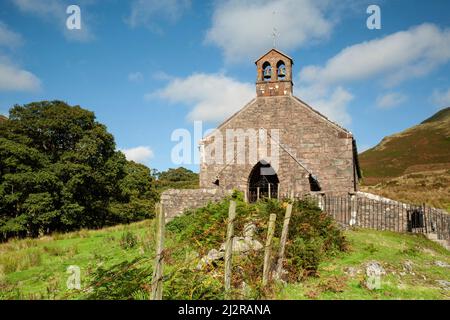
[424,233,450,250]
[426,233,438,240]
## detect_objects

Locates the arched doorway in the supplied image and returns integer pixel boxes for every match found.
[248,160,279,202]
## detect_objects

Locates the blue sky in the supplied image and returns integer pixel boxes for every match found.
[1,0,449,172]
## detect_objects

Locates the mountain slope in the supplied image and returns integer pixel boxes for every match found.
[359,107,450,185]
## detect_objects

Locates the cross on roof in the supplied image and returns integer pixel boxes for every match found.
[272,27,279,48]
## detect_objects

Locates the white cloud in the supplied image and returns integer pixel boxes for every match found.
[431,87,450,108]
[0,21,40,92]
[376,92,408,109]
[296,84,353,126]
[0,21,23,49]
[0,57,41,92]
[127,0,191,31]
[12,0,94,42]
[128,72,144,82]
[149,73,255,122]
[296,23,450,124]
[301,23,450,87]
[152,70,174,81]
[205,0,333,63]
[120,146,154,164]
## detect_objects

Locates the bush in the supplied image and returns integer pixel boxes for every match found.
[164,268,224,300]
[166,194,349,296]
[288,237,323,278]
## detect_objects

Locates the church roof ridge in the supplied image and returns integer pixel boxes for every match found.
[254,48,293,64]
[200,97,257,142]
[201,95,352,143]
[291,96,352,135]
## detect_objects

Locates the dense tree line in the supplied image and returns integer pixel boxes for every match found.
[0,101,160,239]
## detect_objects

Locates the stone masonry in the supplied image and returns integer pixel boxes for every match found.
[199,95,357,195]
[160,188,232,221]
[198,48,359,196]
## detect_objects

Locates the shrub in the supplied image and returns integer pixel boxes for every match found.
[0,250,42,273]
[288,237,324,278]
[164,268,224,300]
[166,194,348,296]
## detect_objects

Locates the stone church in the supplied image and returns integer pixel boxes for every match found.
[199,48,361,201]
[162,48,361,219]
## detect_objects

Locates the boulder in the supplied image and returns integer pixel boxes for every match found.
[196,223,263,270]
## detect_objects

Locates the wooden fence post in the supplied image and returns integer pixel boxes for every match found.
[268,184,271,199]
[257,187,260,201]
[151,202,165,300]
[275,204,293,279]
[224,200,237,295]
[277,184,280,200]
[262,213,277,286]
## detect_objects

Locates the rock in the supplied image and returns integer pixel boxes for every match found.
[196,249,224,269]
[344,266,359,277]
[219,236,263,253]
[434,260,450,268]
[196,223,262,270]
[435,280,450,290]
[365,261,385,290]
[219,223,263,253]
[402,260,414,274]
[243,223,257,238]
[365,261,386,276]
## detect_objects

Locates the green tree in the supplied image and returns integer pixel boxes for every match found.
[0,101,157,239]
[155,167,199,190]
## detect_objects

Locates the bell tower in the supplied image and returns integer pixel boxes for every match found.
[255,49,293,97]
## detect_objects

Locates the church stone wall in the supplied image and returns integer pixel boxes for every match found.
[161,188,233,221]
[199,95,356,195]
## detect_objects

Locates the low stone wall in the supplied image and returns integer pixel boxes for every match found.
[161,188,449,241]
[161,188,232,221]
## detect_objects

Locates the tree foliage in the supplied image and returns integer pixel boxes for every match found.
[0,101,158,239]
[153,167,199,190]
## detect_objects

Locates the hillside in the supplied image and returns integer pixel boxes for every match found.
[1,199,449,300]
[358,108,450,210]
[0,115,7,122]
[359,107,450,185]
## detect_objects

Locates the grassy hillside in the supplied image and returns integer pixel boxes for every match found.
[278,229,450,299]
[361,169,450,211]
[1,200,449,300]
[359,107,450,185]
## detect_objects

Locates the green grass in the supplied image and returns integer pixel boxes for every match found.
[276,229,450,300]
[0,220,157,299]
[1,220,449,300]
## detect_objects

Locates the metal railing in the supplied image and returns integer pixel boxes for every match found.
[303,193,450,241]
